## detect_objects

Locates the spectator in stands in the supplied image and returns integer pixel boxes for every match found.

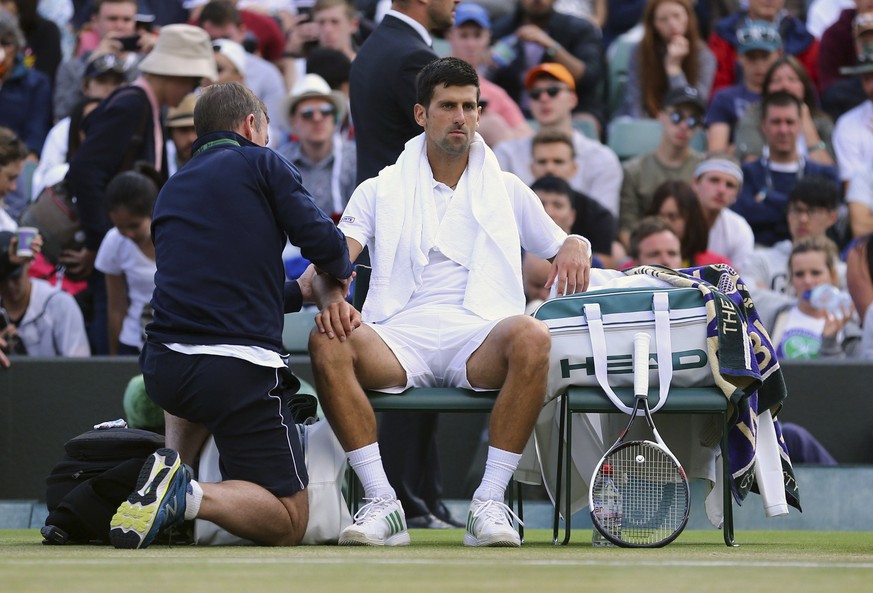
[847,166,873,238]
[211,37,246,84]
[65,24,216,355]
[165,93,198,177]
[744,177,843,328]
[627,216,683,268]
[0,126,26,232]
[833,37,873,190]
[494,63,623,217]
[189,0,285,63]
[818,4,873,121]
[0,11,51,158]
[846,233,873,358]
[708,0,819,94]
[94,170,157,355]
[198,0,287,140]
[693,153,754,271]
[278,73,355,221]
[769,235,858,360]
[735,55,835,165]
[53,0,152,121]
[490,0,605,132]
[313,0,359,61]
[617,0,716,119]
[0,230,90,358]
[446,3,532,146]
[529,169,617,267]
[705,19,782,154]
[619,85,706,244]
[807,0,856,39]
[1,0,62,85]
[645,179,733,267]
[523,172,606,311]
[33,53,130,196]
[305,47,354,139]
[734,92,840,247]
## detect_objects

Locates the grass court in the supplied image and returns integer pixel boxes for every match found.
[2,528,872,593]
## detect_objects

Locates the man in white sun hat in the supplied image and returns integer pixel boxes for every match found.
[65,24,217,355]
[279,73,355,221]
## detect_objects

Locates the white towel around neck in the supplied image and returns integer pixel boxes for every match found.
[363,132,524,322]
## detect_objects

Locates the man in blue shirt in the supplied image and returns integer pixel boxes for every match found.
[734,91,840,247]
[108,82,353,549]
[705,20,782,153]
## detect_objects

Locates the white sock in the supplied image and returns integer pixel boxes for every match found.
[347,442,395,500]
[184,479,203,520]
[473,446,522,502]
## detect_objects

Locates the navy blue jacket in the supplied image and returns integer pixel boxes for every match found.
[66,85,161,250]
[733,159,839,247]
[0,57,52,154]
[147,131,353,351]
[350,14,437,185]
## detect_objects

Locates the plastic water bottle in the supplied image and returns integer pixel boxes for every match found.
[490,35,518,68]
[804,284,852,319]
[592,464,622,546]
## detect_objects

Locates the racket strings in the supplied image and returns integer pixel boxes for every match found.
[592,442,689,546]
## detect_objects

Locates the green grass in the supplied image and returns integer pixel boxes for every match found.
[2,529,872,593]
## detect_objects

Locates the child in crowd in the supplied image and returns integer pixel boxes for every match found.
[770,236,858,360]
[94,170,158,355]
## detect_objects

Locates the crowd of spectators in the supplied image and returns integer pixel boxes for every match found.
[2,0,873,368]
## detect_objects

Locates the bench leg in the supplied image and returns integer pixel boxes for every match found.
[721,412,737,547]
[552,392,568,545]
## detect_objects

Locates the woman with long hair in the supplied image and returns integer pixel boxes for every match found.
[618,0,715,119]
[734,55,835,165]
[646,179,732,267]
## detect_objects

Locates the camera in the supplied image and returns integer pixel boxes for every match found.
[117,35,140,52]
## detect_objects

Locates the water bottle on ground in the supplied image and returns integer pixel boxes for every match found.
[592,464,622,546]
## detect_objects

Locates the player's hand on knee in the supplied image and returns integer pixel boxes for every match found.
[315,300,361,341]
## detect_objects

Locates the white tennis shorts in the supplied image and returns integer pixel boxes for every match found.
[367,305,502,393]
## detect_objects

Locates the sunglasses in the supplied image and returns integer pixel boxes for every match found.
[736,26,781,46]
[667,110,702,128]
[298,105,336,121]
[89,54,127,75]
[529,86,564,100]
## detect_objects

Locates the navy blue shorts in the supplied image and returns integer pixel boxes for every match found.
[140,341,308,498]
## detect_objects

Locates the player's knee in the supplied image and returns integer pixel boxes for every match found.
[509,317,551,361]
[308,328,346,367]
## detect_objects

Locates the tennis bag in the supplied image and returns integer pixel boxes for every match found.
[42,425,165,544]
[533,283,714,412]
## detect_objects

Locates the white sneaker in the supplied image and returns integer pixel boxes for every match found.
[339,497,411,546]
[464,499,522,547]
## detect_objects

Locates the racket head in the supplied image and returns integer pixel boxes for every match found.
[589,440,690,548]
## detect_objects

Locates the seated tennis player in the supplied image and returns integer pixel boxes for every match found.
[309,57,591,547]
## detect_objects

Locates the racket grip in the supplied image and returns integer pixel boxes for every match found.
[633,332,651,397]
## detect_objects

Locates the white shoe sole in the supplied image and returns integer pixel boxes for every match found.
[339,530,411,546]
[463,532,521,547]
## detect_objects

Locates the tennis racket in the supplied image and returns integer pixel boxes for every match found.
[588,332,691,548]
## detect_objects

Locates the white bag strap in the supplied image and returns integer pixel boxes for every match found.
[650,291,673,414]
[584,292,674,416]
[585,302,636,415]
